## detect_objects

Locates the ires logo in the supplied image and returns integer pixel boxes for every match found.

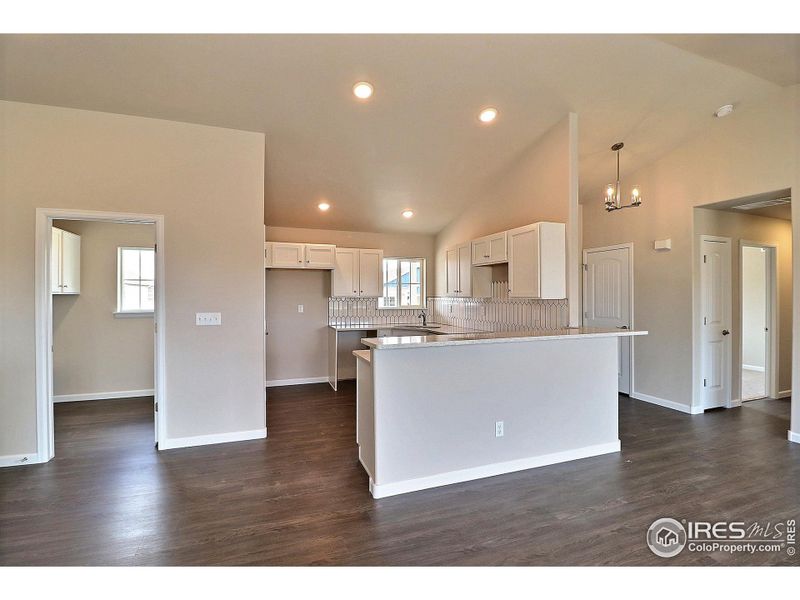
[648,518,797,558]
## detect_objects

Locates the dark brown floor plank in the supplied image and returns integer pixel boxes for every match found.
[1,385,798,565]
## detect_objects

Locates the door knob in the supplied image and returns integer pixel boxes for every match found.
[722,329,730,336]
[617,325,628,329]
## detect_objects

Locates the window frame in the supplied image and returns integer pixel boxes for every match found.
[378,256,427,310]
[115,246,156,317]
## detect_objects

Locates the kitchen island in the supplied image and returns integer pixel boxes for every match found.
[354,327,646,498]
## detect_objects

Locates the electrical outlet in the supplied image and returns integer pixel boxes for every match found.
[195,312,222,326]
[495,421,504,438]
[297,304,304,313]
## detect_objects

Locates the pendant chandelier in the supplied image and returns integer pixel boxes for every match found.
[604,142,642,212]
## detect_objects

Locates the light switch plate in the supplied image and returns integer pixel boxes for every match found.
[297,304,304,313]
[196,312,222,326]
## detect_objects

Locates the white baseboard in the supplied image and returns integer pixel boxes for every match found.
[265,376,328,388]
[159,427,267,450]
[630,392,703,414]
[778,389,792,399]
[0,452,46,468]
[729,398,743,408]
[368,440,621,499]
[789,430,800,444]
[742,364,766,373]
[53,389,155,403]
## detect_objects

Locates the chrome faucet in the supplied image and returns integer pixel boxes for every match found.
[418,311,428,327]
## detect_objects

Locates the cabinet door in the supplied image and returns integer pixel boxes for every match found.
[60,229,81,294]
[472,238,490,265]
[488,232,508,263]
[333,248,359,297]
[446,248,460,295]
[457,244,471,296]
[358,249,383,297]
[264,242,273,268]
[537,222,566,299]
[508,224,540,298]
[271,242,306,268]
[51,228,63,293]
[305,244,336,269]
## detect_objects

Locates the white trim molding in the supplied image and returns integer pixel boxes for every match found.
[742,364,766,373]
[788,431,800,444]
[159,427,267,451]
[266,376,329,388]
[369,440,621,499]
[778,389,792,399]
[0,453,46,468]
[53,389,155,403]
[631,392,704,415]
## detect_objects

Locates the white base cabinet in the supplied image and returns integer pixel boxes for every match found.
[51,227,81,295]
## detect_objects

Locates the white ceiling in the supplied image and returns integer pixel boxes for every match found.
[1,34,794,233]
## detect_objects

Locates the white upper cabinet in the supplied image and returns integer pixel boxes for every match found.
[471,232,507,265]
[507,222,566,299]
[333,247,359,297]
[332,248,384,297]
[265,242,335,270]
[304,244,336,269]
[51,227,81,295]
[270,242,306,268]
[445,243,471,297]
[357,248,383,297]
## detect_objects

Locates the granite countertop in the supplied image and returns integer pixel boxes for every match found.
[360,327,648,350]
[329,323,479,335]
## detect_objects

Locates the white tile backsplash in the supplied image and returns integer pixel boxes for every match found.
[329,296,568,331]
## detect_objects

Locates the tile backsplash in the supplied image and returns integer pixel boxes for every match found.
[428,297,569,331]
[329,296,569,331]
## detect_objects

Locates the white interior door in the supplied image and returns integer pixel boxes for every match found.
[700,238,732,409]
[583,246,632,394]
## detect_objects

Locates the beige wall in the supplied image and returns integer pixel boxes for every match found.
[1,101,266,457]
[694,209,792,397]
[52,220,155,398]
[433,115,579,317]
[582,86,797,411]
[264,226,435,383]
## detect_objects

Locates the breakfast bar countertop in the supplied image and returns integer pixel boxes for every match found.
[360,327,647,350]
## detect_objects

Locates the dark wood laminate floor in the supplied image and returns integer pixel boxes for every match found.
[1,386,798,566]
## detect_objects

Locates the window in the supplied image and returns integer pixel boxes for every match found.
[379,258,426,309]
[117,247,155,314]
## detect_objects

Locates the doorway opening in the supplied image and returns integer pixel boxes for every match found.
[693,188,791,415]
[740,244,778,401]
[35,209,166,464]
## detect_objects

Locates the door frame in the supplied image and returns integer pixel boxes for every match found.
[739,240,779,401]
[693,235,733,410]
[582,242,635,395]
[34,208,166,462]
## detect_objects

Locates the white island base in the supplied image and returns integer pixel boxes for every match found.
[355,328,645,499]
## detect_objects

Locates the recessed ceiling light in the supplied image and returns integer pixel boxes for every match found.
[714,104,734,118]
[318,202,331,211]
[478,107,498,123]
[402,210,414,219]
[353,82,374,100]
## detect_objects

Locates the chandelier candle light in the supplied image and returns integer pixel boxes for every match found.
[604,142,642,212]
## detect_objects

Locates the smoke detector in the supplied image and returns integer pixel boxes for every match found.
[714,104,734,118]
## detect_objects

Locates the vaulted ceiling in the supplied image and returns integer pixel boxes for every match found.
[1,34,795,233]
